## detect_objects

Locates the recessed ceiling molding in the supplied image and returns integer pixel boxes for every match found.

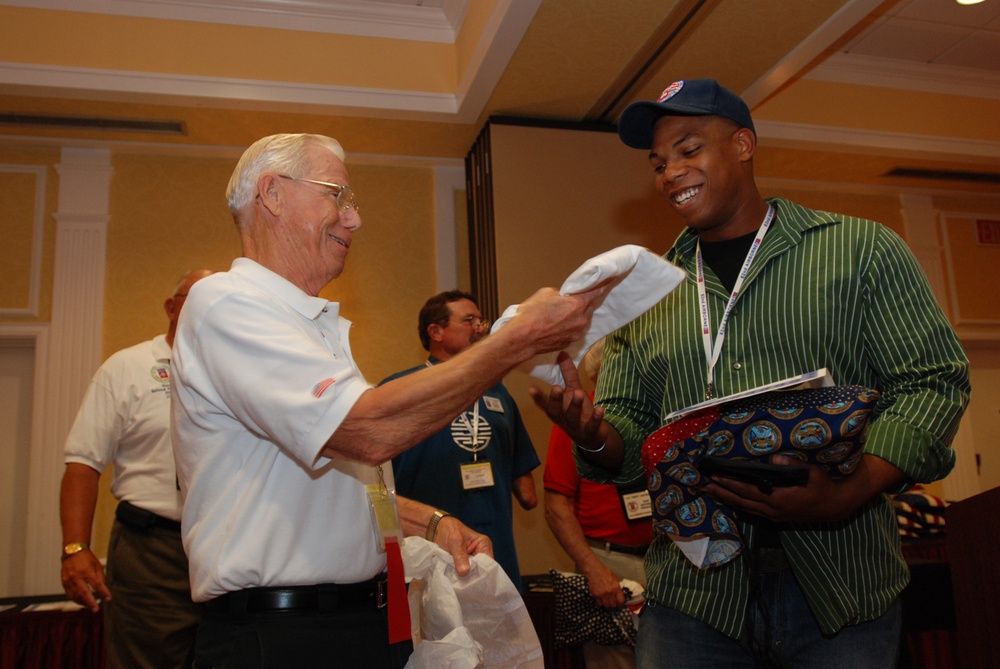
[741,0,884,108]
[807,52,1000,101]
[452,0,542,124]
[0,1,534,124]
[0,62,461,117]
[756,119,1000,160]
[0,0,469,43]
[0,133,468,167]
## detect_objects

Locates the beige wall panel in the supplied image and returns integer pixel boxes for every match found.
[0,171,37,311]
[934,194,1000,214]
[935,193,1000,335]
[0,146,59,324]
[943,216,1000,326]
[491,124,683,303]
[321,164,438,385]
[490,123,681,575]
[105,153,241,359]
[965,343,1000,492]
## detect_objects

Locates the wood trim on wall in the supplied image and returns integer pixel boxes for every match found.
[465,123,499,320]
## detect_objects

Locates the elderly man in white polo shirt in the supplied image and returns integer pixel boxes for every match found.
[171,133,601,669]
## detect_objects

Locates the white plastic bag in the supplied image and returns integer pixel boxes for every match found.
[402,537,544,669]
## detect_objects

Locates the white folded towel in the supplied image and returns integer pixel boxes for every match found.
[491,245,685,386]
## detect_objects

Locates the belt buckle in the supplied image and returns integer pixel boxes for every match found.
[377,579,387,609]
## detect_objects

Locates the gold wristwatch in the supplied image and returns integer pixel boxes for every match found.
[425,510,452,541]
[61,542,89,560]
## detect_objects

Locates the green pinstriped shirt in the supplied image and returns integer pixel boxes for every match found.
[581,197,970,639]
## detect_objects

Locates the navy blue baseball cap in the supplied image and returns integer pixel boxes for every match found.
[618,79,755,149]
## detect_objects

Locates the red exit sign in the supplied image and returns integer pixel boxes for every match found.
[978,220,1000,246]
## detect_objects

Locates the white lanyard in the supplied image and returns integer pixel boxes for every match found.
[459,401,482,461]
[695,204,775,400]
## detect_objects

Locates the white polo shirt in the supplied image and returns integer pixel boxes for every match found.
[171,258,385,602]
[65,334,182,520]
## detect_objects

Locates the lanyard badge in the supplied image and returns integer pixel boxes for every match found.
[365,465,410,645]
[455,399,496,489]
[695,205,775,400]
[366,464,401,551]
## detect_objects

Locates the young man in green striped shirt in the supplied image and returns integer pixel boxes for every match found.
[531,79,970,668]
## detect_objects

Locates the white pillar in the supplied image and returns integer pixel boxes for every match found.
[23,147,112,594]
[434,164,466,292]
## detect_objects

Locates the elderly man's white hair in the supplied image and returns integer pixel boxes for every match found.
[226,133,346,225]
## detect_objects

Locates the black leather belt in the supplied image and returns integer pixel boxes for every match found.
[203,579,388,615]
[115,500,181,532]
[586,537,649,557]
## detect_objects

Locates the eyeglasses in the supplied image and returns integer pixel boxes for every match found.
[278,174,360,213]
[451,316,490,330]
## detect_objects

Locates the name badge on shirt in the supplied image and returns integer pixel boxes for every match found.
[460,462,495,490]
[621,489,652,521]
[482,395,504,413]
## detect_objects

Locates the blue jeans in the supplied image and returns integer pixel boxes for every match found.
[635,569,901,668]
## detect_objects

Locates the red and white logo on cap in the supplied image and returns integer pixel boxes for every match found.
[657,81,684,103]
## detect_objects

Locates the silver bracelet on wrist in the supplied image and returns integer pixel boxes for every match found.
[576,440,606,454]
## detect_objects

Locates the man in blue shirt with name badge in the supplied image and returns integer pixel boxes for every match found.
[383,291,540,591]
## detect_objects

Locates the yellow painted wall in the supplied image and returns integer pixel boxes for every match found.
[104,153,241,357]
[320,163,439,384]
[0,145,59,322]
[3,122,999,577]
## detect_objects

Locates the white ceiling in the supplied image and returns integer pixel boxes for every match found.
[843,0,1000,70]
[1,0,997,191]
[5,0,998,117]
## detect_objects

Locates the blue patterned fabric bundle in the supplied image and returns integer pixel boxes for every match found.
[641,385,880,568]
